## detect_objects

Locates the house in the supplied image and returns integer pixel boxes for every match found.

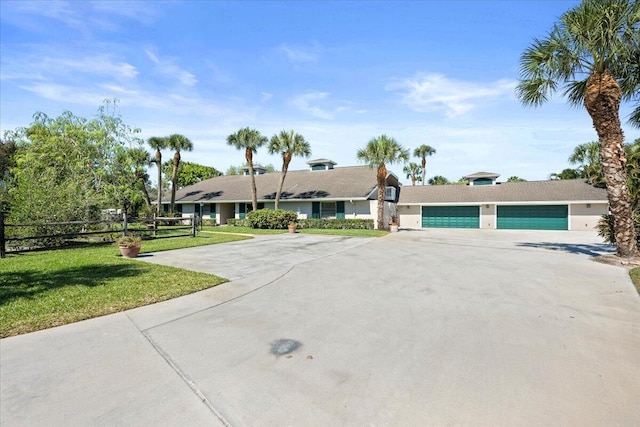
[397,172,608,231]
[163,159,400,226]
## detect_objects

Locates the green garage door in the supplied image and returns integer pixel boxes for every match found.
[497,205,568,230]
[422,206,480,228]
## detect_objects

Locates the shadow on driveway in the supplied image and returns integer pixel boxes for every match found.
[516,241,615,257]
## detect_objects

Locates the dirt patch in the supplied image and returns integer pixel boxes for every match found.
[593,254,640,269]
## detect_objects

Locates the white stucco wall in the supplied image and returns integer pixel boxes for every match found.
[481,204,496,229]
[569,203,608,231]
[398,205,422,228]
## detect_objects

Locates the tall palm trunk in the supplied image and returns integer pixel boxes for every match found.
[246,148,258,211]
[170,151,181,213]
[411,176,416,186]
[136,171,152,207]
[377,163,387,230]
[155,150,162,214]
[275,152,291,210]
[584,71,638,257]
[421,158,426,186]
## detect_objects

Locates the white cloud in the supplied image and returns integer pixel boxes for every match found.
[260,92,273,102]
[290,91,351,120]
[278,44,319,64]
[145,49,197,86]
[387,73,517,118]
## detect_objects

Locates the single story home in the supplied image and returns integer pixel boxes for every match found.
[397,172,609,231]
[163,159,400,226]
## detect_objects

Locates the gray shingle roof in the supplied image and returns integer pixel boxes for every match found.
[398,179,608,204]
[463,171,500,179]
[173,166,390,203]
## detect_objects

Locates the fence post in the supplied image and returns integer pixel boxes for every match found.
[122,212,128,236]
[191,214,196,237]
[1,211,5,259]
[153,212,157,238]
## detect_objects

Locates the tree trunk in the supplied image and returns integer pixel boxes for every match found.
[421,158,426,186]
[377,164,387,230]
[246,148,257,211]
[170,151,180,214]
[584,71,638,257]
[137,172,152,207]
[156,151,162,214]
[275,153,291,210]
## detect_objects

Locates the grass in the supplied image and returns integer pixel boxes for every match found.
[204,225,387,237]
[631,267,640,295]
[0,233,250,338]
[297,228,388,237]
[202,226,286,235]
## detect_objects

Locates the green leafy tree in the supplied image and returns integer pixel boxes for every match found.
[549,168,581,180]
[226,163,276,175]
[7,101,144,226]
[147,136,168,214]
[162,161,222,187]
[357,135,409,230]
[268,130,311,210]
[517,0,639,256]
[507,176,527,182]
[0,138,18,209]
[129,148,153,208]
[167,134,193,213]
[413,145,436,186]
[227,127,268,210]
[403,162,422,186]
[428,175,450,185]
[569,141,604,185]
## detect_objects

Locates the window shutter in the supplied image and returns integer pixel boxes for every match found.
[336,201,345,219]
[312,202,320,219]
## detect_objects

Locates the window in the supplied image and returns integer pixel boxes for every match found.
[312,202,341,218]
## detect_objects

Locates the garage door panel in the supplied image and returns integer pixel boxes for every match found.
[422,206,479,228]
[497,205,568,230]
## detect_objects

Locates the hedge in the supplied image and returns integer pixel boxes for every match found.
[297,218,374,230]
[246,209,298,229]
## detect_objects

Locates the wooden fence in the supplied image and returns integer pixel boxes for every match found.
[0,212,197,258]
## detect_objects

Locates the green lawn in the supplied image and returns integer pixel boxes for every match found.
[297,228,388,237]
[204,226,387,237]
[631,267,640,295]
[201,226,286,235]
[0,234,249,338]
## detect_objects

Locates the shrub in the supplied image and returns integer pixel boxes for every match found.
[226,218,250,227]
[597,212,640,249]
[297,218,374,230]
[115,234,142,248]
[246,209,298,229]
[202,218,217,226]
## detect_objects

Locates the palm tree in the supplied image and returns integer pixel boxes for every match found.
[517,0,639,257]
[428,175,449,185]
[147,136,167,214]
[227,127,268,211]
[267,130,311,210]
[129,147,153,208]
[413,145,436,186]
[357,135,409,230]
[569,141,604,185]
[166,134,193,213]
[403,162,422,186]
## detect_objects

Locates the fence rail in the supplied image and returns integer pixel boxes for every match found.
[0,212,197,258]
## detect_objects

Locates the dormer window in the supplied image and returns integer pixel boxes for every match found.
[242,165,267,175]
[307,158,337,171]
[463,172,500,186]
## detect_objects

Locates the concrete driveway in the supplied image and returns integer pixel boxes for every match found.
[2,230,639,426]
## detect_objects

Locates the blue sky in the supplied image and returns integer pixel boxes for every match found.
[1,0,638,185]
